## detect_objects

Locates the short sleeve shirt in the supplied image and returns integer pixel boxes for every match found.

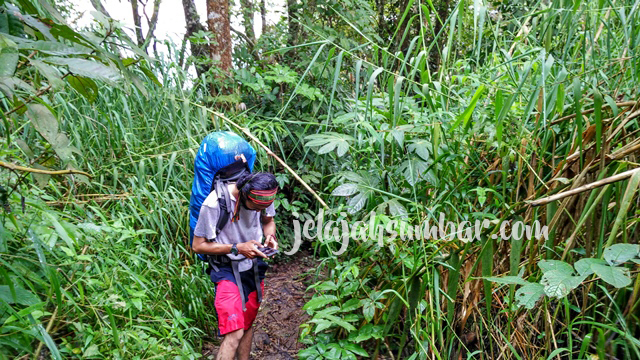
[193,184,276,272]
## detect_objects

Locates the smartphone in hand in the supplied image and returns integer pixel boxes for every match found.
[257,246,278,257]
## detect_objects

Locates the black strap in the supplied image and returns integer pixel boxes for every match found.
[231,261,247,311]
[215,184,230,236]
[253,258,262,304]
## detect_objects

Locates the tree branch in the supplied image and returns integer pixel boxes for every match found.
[90,0,112,18]
[530,168,640,206]
[142,0,161,51]
[0,161,92,178]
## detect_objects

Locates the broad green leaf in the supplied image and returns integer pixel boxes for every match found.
[6,4,54,40]
[361,299,375,322]
[26,104,74,162]
[0,47,18,77]
[390,129,405,147]
[66,76,98,102]
[44,57,122,85]
[314,281,338,291]
[347,192,367,214]
[2,303,46,324]
[303,295,338,311]
[591,264,632,288]
[299,346,321,359]
[0,11,26,37]
[408,139,430,160]
[0,285,40,305]
[343,343,369,357]
[399,157,430,186]
[349,324,384,343]
[332,184,358,196]
[574,258,607,276]
[30,59,65,89]
[484,276,529,285]
[83,344,101,357]
[541,270,586,298]
[340,298,361,312]
[342,349,357,360]
[538,260,574,274]
[387,199,408,219]
[603,244,640,266]
[305,132,353,157]
[18,40,91,55]
[321,314,356,332]
[318,141,337,154]
[515,283,545,309]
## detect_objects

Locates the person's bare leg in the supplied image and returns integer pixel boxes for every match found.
[216,329,244,360]
[236,326,254,360]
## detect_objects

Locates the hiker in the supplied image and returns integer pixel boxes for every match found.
[192,171,278,360]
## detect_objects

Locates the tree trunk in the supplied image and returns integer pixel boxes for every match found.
[130,0,161,53]
[260,0,266,35]
[182,0,210,77]
[143,0,161,51]
[90,0,112,18]
[377,0,386,43]
[207,0,233,74]
[287,0,300,48]
[239,0,256,44]
[130,0,145,47]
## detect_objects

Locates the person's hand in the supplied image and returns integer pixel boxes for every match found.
[264,234,278,250]
[236,241,267,258]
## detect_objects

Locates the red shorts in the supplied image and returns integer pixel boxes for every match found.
[214,280,265,335]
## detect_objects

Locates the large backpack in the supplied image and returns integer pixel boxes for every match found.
[189,131,256,261]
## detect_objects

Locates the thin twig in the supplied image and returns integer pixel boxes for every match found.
[210,112,329,209]
[3,73,71,117]
[0,161,92,178]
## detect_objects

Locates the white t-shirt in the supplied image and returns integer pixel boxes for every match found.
[193,184,276,272]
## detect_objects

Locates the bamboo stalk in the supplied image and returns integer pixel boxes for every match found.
[550,101,637,126]
[0,161,92,178]
[210,112,330,209]
[530,168,640,206]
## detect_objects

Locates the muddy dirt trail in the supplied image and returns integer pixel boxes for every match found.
[202,255,317,359]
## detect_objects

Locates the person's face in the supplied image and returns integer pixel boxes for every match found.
[242,198,270,212]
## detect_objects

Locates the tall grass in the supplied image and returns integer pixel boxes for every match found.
[269,0,640,358]
[0,48,288,357]
[2,0,640,358]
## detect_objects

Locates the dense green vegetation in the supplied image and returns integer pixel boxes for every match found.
[1,0,640,358]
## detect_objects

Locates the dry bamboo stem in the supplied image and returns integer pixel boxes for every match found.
[210,112,329,209]
[550,101,637,126]
[0,161,92,178]
[530,168,640,206]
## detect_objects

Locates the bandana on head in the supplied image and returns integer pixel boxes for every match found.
[231,188,278,222]
[248,189,277,205]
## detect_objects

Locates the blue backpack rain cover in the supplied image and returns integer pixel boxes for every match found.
[189,131,256,242]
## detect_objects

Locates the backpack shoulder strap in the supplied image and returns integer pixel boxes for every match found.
[215,179,231,235]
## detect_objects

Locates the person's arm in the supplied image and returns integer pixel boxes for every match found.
[262,214,277,250]
[192,236,265,258]
[192,199,266,258]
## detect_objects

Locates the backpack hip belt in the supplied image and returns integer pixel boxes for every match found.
[208,254,262,312]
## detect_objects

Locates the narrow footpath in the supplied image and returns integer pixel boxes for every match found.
[202,255,316,359]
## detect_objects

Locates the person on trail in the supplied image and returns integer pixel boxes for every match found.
[192,172,278,360]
